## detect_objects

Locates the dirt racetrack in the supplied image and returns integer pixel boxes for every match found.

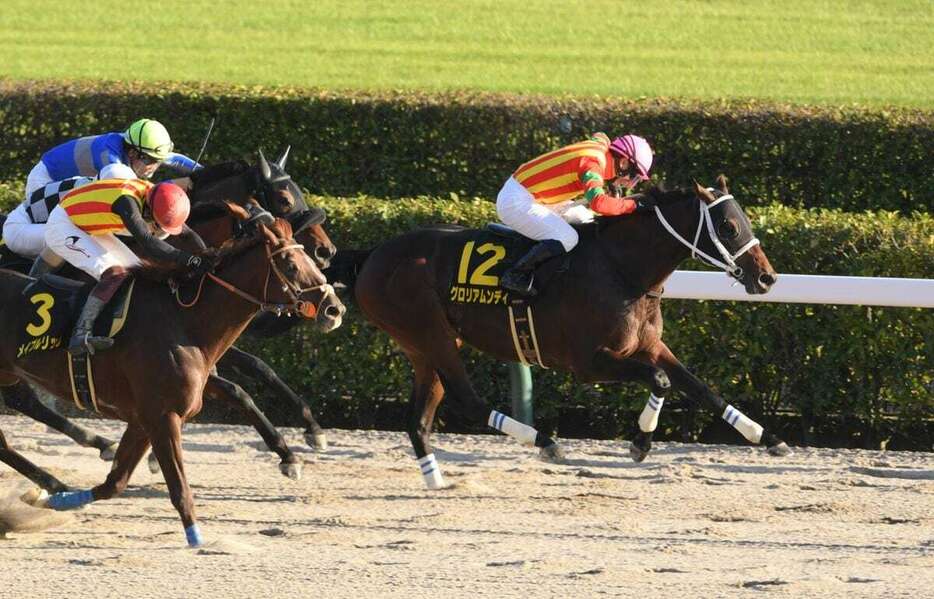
[0,414,931,598]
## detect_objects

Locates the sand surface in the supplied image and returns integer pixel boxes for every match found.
[0,414,931,598]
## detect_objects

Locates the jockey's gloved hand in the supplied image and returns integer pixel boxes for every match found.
[181,250,217,279]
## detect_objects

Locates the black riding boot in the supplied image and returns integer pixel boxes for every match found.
[67,295,114,356]
[499,239,566,297]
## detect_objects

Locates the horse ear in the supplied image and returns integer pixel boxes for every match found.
[257,149,272,180]
[259,221,279,245]
[223,201,251,221]
[276,146,291,169]
[716,174,729,194]
[693,180,715,204]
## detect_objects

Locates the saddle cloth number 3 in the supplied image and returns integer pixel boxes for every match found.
[457,241,506,287]
[27,292,55,337]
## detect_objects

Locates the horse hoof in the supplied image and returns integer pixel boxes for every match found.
[147,452,161,474]
[99,443,119,462]
[280,462,302,480]
[539,443,565,463]
[767,442,793,457]
[629,444,649,463]
[20,488,49,507]
[305,431,328,451]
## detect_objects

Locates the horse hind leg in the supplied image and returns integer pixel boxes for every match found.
[432,347,562,463]
[0,424,70,494]
[404,355,447,489]
[2,381,118,461]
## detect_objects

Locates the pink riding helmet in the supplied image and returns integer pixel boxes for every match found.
[609,135,653,181]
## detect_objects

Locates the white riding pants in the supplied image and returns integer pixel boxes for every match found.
[2,203,47,258]
[495,177,593,252]
[45,206,140,280]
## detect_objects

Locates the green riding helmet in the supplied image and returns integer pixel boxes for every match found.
[123,118,174,161]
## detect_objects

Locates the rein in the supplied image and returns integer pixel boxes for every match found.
[653,192,760,278]
[171,240,331,318]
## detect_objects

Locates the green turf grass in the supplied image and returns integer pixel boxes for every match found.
[1,0,931,107]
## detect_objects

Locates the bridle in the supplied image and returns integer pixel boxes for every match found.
[653,191,760,279]
[172,235,333,319]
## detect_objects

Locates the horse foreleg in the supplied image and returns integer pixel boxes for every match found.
[642,341,792,456]
[404,354,447,489]
[220,346,327,450]
[589,350,671,462]
[2,382,118,460]
[149,411,202,547]
[45,424,150,511]
[0,426,70,494]
[204,374,301,480]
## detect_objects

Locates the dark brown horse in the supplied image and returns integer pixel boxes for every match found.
[0,209,343,546]
[329,177,790,489]
[1,153,341,481]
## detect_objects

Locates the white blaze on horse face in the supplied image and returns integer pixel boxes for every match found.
[418,453,446,489]
[722,405,764,444]
[638,393,665,433]
[488,410,538,446]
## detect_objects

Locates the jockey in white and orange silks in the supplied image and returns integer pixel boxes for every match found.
[496,132,655,296]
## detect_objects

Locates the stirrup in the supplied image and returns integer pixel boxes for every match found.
[500,271,536,297]
[67,331,113,357]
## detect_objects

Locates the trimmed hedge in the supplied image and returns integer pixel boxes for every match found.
[1,79,932,213]
[0,180,930,447]
[222,196,932,450]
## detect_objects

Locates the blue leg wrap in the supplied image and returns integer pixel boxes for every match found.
[185,523,204,547]
[47,489,94,510]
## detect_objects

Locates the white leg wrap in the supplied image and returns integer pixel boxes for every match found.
[418,453,446,489]
[722,405,764,444]
[488,410,538,446]
[638,394,665,432]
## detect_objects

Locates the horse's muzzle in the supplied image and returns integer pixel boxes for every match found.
[313,286,345,332]
[754,271,778,293]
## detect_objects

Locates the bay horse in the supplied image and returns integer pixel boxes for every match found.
[0,209,343,547]
[329,176,791,489]
[0,151,341,481]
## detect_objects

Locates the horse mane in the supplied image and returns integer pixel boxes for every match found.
[189,160,251,191]
[585,183,695,229]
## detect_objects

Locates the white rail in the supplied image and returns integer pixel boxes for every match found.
[663,271,934,308]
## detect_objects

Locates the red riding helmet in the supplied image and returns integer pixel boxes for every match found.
[149,182,190,235]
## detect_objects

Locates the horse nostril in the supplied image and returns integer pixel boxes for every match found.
[759,272,776,287]
[325,305,342,318]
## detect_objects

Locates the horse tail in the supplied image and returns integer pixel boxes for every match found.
[323,248,372,296]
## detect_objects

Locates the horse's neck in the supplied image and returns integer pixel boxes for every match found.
[597,198,698,292]
[193,173,250,205]
[178,251,267,366]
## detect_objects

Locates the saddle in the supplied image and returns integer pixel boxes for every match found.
[444,223,570,307]
[16,274,136,360]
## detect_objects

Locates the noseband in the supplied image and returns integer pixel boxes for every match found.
[653,192,760,278]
